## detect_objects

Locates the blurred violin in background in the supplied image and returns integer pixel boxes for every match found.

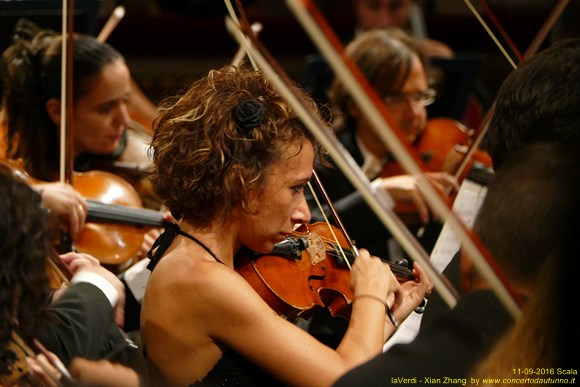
[380,117,492,225]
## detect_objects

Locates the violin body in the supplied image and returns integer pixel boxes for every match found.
[236,222,354,321]
[382,117,492,178]
[73,170,158,267]
[381,117,492,225]
[236,222,416,321]
[0,158,165,271]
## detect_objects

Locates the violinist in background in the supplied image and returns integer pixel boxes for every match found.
[422,37,580,329]
[0,18,162,263]
[334,141,580,386]
[141,65,432,386]
[0,18,153,197]
[0,164,144,386]
[309,28,458,269]
[305,26,458,349]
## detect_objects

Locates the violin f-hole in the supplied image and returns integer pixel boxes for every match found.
[307,266,328,291]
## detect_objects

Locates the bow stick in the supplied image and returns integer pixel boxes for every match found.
[283,0,524,317]
[224,3,461,308]
[59,0,74,185]
[453,0,570,180]
[11,331,75,386]
[97,5,125,42]
[231,22,263,67]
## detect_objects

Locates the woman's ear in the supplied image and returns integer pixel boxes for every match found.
[45,98,62,126]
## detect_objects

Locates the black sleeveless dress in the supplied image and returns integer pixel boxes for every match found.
[146,223,284,387]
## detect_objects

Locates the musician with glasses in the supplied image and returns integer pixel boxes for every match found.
[306,27,458,348]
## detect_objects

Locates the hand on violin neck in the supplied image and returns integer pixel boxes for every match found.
[372,172,459,224]
[390,261,433,323]
[349,249,401,303]
[372,175,430,224]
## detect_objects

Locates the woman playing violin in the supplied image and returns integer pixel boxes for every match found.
[141,65,432,386]
[0,19,163,266]
[0,19,157,209]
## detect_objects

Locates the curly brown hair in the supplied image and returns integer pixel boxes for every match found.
[150,65,323,226]
[0,164,52,377]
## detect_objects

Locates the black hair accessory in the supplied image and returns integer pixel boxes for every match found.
[233,99,265,132]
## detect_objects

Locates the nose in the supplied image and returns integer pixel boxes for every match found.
[292,195,311,225]
[116,102,131,128]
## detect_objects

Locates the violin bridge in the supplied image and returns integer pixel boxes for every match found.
[304,233,327,265]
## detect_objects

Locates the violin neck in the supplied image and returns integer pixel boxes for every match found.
[86,199,166,228]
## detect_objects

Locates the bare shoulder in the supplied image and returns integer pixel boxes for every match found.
[144,250,266,318]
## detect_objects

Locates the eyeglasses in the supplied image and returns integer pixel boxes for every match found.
[383,88,437,108]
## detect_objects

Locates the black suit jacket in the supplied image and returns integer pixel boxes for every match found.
[42,282,144,373]
[334,290,513,386]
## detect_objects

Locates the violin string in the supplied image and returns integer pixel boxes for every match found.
[306,181,353,270]
[320,244,414,280]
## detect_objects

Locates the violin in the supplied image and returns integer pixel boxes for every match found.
[381,117,492,225]
[72,170,166,268]
[381,117,492,179]
[235,222,416,321]
[1,158,166,270]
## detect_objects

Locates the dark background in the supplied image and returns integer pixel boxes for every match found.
[1,0,574,114]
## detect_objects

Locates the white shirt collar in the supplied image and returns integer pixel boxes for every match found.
[355,132,386,180]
